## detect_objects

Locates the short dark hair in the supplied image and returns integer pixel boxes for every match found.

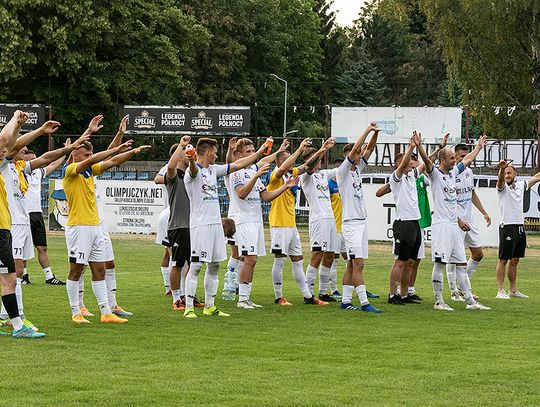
[169,143,179,157]
[454,143,469,153]
[24,150,35,155]
[333,158,344,165]
[196,138,218,155]
[236,138,254,154]
[302,147,317,162]
[276,151,290,163]
[81,141,93,151]
[394,152,405,167]
[343,143,354,156]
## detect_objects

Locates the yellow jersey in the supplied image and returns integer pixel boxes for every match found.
[0,173,10,230]
[62,162,103,226]
[15,160,29,195]
[328,177,342,233]
[267,167,299,228]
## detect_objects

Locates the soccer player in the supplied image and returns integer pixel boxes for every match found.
[182,137,270,318]
[231,138,299,309]
[268,138,330,306]
[63,136,150,324]
[154,154,172,295]
[446,143,492,301]
[495,161,540,299]
[335,123,380,312]
[328,158,344,301]
[420,133,490,311]
[0,111,44,338]
[23,145,66,285]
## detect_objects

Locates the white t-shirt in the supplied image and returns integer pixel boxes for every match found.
[336,157,367,222]
[157,164,169,210]
[224,174,238,219]
[300,168,337,223]
[455,167,475,223]
[498,180,528,225]
[427,163,466,224]
[25,167,46,213]
[1,160,30,225]
[389,168,420,221]
[184,163,229,228]
[230,165,265,224]
[94,177,106,224]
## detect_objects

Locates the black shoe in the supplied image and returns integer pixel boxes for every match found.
[318,293,337,302]
[45,276,66,285]
[401,295,421,304]
[387,294,405,305]
[408,293,422,302]
[21,274,32,285]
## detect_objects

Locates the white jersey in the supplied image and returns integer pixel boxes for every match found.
[230,165,265,224]
[1,160,30,225]
[336,157,367,222]
[389,168,420,221]
[300,168,337,223]
[94,177,106,224]
[184,163,229,228]
[498,180,528,225]
[25,167,46,213]
[157,164,169,210]
[455,167,475,222]
[224,174,239,219]
[427,163,466,224]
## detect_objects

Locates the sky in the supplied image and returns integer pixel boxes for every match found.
[330,0,367,27]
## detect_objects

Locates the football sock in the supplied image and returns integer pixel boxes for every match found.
[92,280,111,315]
[329,259,338,292]
[467,258,480,279]
[22,268,27,278]
[179,265,186,296]
[342,285,354,304]
[446,263,457,292]
[306,265,317,295]
[235,261,243,289]
[432,262,445,303]
[227,257,239,274]
[1,294,23,330]
[204,262,219,308]
[318,265,331,295]
[272,257,286,299]
[42,267,54,280]
[161,266,171,293]
[408,286,416,295]
[239,282,250,302]
[105,268,117,309]
[456,265,475,305]
[292,260,312,298]
[15,278,23,316]
[356,285,369,305]
[78,273,85,308]
[172,290,182,302]
[185,262,202,308]
[67,279,80,316]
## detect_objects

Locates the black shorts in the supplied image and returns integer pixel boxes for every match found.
[168,228,190,268]
[498,224,526,260]
[0,229,16,274]
[393,219,421,261]
[30,212,47,247]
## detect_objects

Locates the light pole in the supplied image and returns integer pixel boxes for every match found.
[270,74,287,137]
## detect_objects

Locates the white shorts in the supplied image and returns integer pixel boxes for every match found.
[431,223,466,264]
[190,223,227,263]
[100,222,114,262]
[417,228,426,259]
[11,224,34,261]
[270,227,302,257]
[337,232,346,254]
[309,218,339,253]
[462,222,482,248]
[155,207,170,246]
[65,225,107,265]
[342,219,368,260]
[236,222,266,257]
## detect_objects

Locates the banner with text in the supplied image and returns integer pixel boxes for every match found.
[0,104,46,132]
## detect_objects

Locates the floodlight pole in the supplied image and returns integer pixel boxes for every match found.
[270,74,288,137]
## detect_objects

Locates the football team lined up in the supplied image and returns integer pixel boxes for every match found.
[0,110,537,338]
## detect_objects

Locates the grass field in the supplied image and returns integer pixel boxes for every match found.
[2,230,540,406]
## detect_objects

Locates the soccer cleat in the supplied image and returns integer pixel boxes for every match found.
[193,297,205,308]
[496,290,511,299]
[80,307,95,317]
[247,299,263,308]
[304,296,328,305]
[388,294,405,305]
[21,274,32,285]
[45,276,66,285]
[72,314,90,324]
[100,313,128,323]
[460,290,479,301]
[22,319,38,332]
[0,331,6,335]
[509,290,529,298]
[408,293,423,301]
[340,302,361,311]
[172,299,185,311]
[450,291,465,302]
[0,318,11,326]
[183,307,197,318]
[318,293,337,303]
[202,306,230,317]
[12,325,45,339]
[361,303,381,313]
[466,302,491,310]
[275,297,292,306]
[330,290,342,301]
[434,302,454,311]
[237,300,255,309]
[112,305,133,316]
[401,295,421,304]
[366,291,380,299]
[165,290,172,296]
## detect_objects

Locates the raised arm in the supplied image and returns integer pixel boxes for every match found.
[472,190,491,226]
[261,174,299,202]
[225,137,237,164]
[375,183,391,197]
[0,110,26,152]
[235,163,270,199]
[75,140,133,174]
[496,160,507,191]
[363,127,380,161]
[414,131,433,174]
[108,115,128,150]
[428,133,449,162]
[101,144,151,172]
[275,138,311,178]
[348,122,378,163]
[229,141,267,173]
[10,120,61,157]
[258,138,288,167]
[527,172,540,189]
[30,135,90,171]
[461,135,487,168]
[167,136,190,180]
[45,154,66,177]
[302,138,336,175]
[395,138,415,179]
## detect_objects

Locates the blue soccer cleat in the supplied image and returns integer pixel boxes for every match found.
[340,302,361,311]
[361,303,381,313]
[12,325,45,339]
[366,291,380,299]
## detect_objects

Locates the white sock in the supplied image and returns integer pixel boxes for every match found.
[78,273,85,308]
[342,285,354,304]
[432,263,445,303]
[305,265,318,295]
[161,266,171,293]
[15,278,23,317]
[180,265,186,297]
[329,259,338,292]
[248,282,253,298]
[272,257,286,299]
[22,268,27,277]
[355,285,368,305]
[456,265,475,305]
[446,263,457,292]
[291,260,312,298]
[105,268,117,309]
[408,286,416,295]
[318,265,331,295]
[11,316,23,331]
[185,262,202,308]
[239,283,250,302]
[0,304,6,319]
[91,280,111,315]
[172,290,182,302]
[235,261,243,290]
[67,279,80,316]
[466,258,480,279]
[227,257,239,274]
[43,267,54,280]
[204,262,220,308]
